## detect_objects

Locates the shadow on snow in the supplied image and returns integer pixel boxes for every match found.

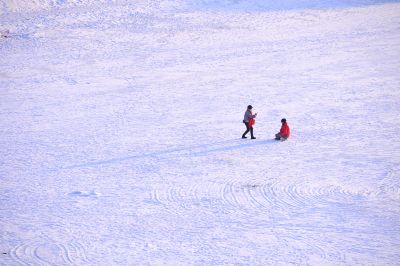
[65,139,277,169]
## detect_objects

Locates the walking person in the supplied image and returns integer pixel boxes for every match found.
[242,105,257,139]
[275,118,290,141]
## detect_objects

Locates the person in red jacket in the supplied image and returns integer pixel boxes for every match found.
[275,118,290,141]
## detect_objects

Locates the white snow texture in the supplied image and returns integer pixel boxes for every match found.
[1,0,400,265]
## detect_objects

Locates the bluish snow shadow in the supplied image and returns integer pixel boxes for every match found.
[65,139,277,169]
[189,0,400,11]
[191,139,276,156]
[68,191,99,197]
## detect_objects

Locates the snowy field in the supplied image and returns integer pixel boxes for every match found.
[1,0,400,265]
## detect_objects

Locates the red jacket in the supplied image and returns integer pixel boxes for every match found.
[280,122,290,138]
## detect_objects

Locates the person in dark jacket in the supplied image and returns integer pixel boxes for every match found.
[242,105,257,139]
[275,118,290,141]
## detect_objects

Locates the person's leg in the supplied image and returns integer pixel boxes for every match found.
[275,133,281,140]
[242,122,250,138]
[250,126,255,139]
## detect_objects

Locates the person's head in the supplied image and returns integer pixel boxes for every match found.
[247,105,253,110]
[281,118,287,124]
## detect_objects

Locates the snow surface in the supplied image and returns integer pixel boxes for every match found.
[1,0,400,265]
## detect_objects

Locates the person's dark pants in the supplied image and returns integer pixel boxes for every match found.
[242,121,254,138]
[275,133,288,141]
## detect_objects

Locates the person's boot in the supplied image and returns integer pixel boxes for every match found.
[251,136,256,139]
[242,135,247,139]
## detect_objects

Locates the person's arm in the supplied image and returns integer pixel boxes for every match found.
[244,111,249,122]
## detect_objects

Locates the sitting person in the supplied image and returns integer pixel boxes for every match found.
[275,118,290,141]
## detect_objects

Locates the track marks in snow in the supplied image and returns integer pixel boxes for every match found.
[224,180,369,211]
[378,166,400,200]
[9,241,91,266]
[148,176,371,216]
[145,178,372,263]
[149,182,225,214]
